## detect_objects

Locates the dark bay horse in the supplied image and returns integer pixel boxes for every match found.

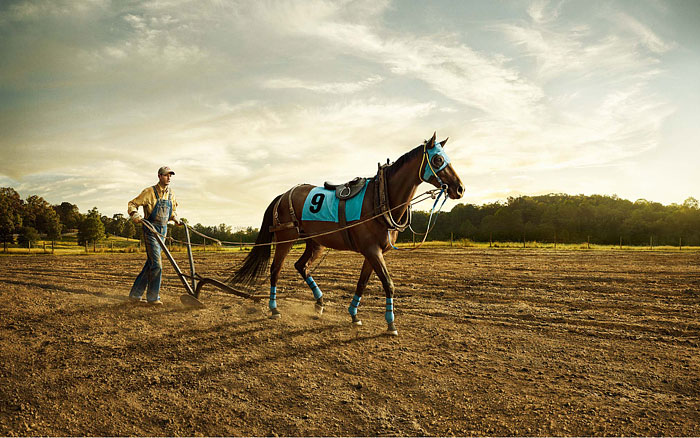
[229,133,464,335]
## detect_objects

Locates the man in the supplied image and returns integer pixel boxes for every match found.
[127,166,182,305]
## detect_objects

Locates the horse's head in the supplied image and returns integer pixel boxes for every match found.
[421,132,465,200]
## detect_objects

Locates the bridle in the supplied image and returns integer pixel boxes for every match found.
[419,139,451,188]
[386,139,452,250]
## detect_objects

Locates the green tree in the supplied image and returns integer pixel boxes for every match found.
[122,219,136,239]
[106,214,126,237]
[17,226,39,247]
[53,202,81,230]
[683,197,699,210]
[78,207,105,247]
[23,195,62,240]
[44,209,63,241]
[0,187,23,248]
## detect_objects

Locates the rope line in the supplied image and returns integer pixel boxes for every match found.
[388,186,448,251]
[169,188,444,249]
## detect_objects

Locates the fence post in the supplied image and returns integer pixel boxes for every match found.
[450,232,453,248]
[28,241,31,253]
[52,241,55,254]
[489,233,492,248]
[680,237,682,251]
[43,242,46,253]
[649,236,653,250]
[587,235,590,250]
[85,241,88,253]
[619,236,622,250]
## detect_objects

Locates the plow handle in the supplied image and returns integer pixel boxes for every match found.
[183,220,197,293]
[141,219,196,297]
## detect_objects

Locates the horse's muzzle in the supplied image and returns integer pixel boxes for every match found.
[449,183,465,199]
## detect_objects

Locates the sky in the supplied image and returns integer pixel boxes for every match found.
[1,0,699,228]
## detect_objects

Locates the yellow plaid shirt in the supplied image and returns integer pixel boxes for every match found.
[128,183,179,222]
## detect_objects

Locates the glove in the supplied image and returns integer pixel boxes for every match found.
[172,215,183,226]
[131,212,143,224]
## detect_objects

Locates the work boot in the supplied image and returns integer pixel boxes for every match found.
[147,299,163,306]
[129,296,145,304]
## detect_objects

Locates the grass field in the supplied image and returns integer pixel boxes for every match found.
[2,235,698,255]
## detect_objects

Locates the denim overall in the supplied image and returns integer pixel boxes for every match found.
[129,186,172,302]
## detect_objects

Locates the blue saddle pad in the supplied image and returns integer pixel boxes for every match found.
[301,181,369,223]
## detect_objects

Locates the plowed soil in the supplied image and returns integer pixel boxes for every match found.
[1,248,699,436]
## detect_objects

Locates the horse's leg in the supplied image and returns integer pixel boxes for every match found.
[348,259,373,326]
[269,241,293,319]
[365,250,398,336]
[294,240,325,315]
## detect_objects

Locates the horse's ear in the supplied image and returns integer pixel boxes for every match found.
[427,132,437,149]
[440,137,449,147]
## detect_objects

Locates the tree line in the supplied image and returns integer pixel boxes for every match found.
[2,187,699,250]
[399,194,700,246]
[0,187,258,250]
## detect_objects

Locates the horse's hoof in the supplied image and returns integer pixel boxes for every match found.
[386,323,398,336]
[269,309,281,319]
[314,303,324,316]
[351,315,362,326]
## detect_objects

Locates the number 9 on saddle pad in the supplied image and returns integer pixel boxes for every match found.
[302,180,369,223]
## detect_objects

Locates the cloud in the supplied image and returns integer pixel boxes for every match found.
[262,75,384,94]
[615,12,675,54]
[527,0,563,24]
[296,20,544,122]
[495,6,675,82]
[0,0,687,223]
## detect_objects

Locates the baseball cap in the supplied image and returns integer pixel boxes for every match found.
[158,166,175,175]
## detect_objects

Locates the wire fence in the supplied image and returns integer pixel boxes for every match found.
[2,238,698,255]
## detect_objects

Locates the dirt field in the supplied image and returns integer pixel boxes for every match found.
[1,248,699,436]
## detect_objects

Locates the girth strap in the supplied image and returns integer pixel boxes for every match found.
[338,199,357,251]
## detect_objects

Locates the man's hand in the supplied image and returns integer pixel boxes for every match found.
[172,215,184,226]
[131,213,143,224]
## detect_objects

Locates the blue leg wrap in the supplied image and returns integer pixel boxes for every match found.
[305,276,323,300]
[269,286,277,310]
[385,297,395,324]
[348,294,361,316]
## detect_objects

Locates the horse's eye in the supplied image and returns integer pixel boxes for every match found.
[432,154,444,168]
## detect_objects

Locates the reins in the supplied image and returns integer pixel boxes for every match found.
[164,141,453,251]
[387,185,448,251]
[169,187,445,249]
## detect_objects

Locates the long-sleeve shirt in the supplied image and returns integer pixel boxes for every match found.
[128,183,179,222]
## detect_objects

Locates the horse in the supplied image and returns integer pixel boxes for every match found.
[229,133,464,335]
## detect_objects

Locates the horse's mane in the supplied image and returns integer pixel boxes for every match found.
[384,144,423,180]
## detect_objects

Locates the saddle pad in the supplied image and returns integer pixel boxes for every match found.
[301,181,369,223]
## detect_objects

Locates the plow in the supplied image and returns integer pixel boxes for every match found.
[141,219,263,309]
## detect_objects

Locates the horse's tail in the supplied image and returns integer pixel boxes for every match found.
[227,195,281,287]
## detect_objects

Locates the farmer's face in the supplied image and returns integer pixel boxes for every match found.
[159,173,171,186]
